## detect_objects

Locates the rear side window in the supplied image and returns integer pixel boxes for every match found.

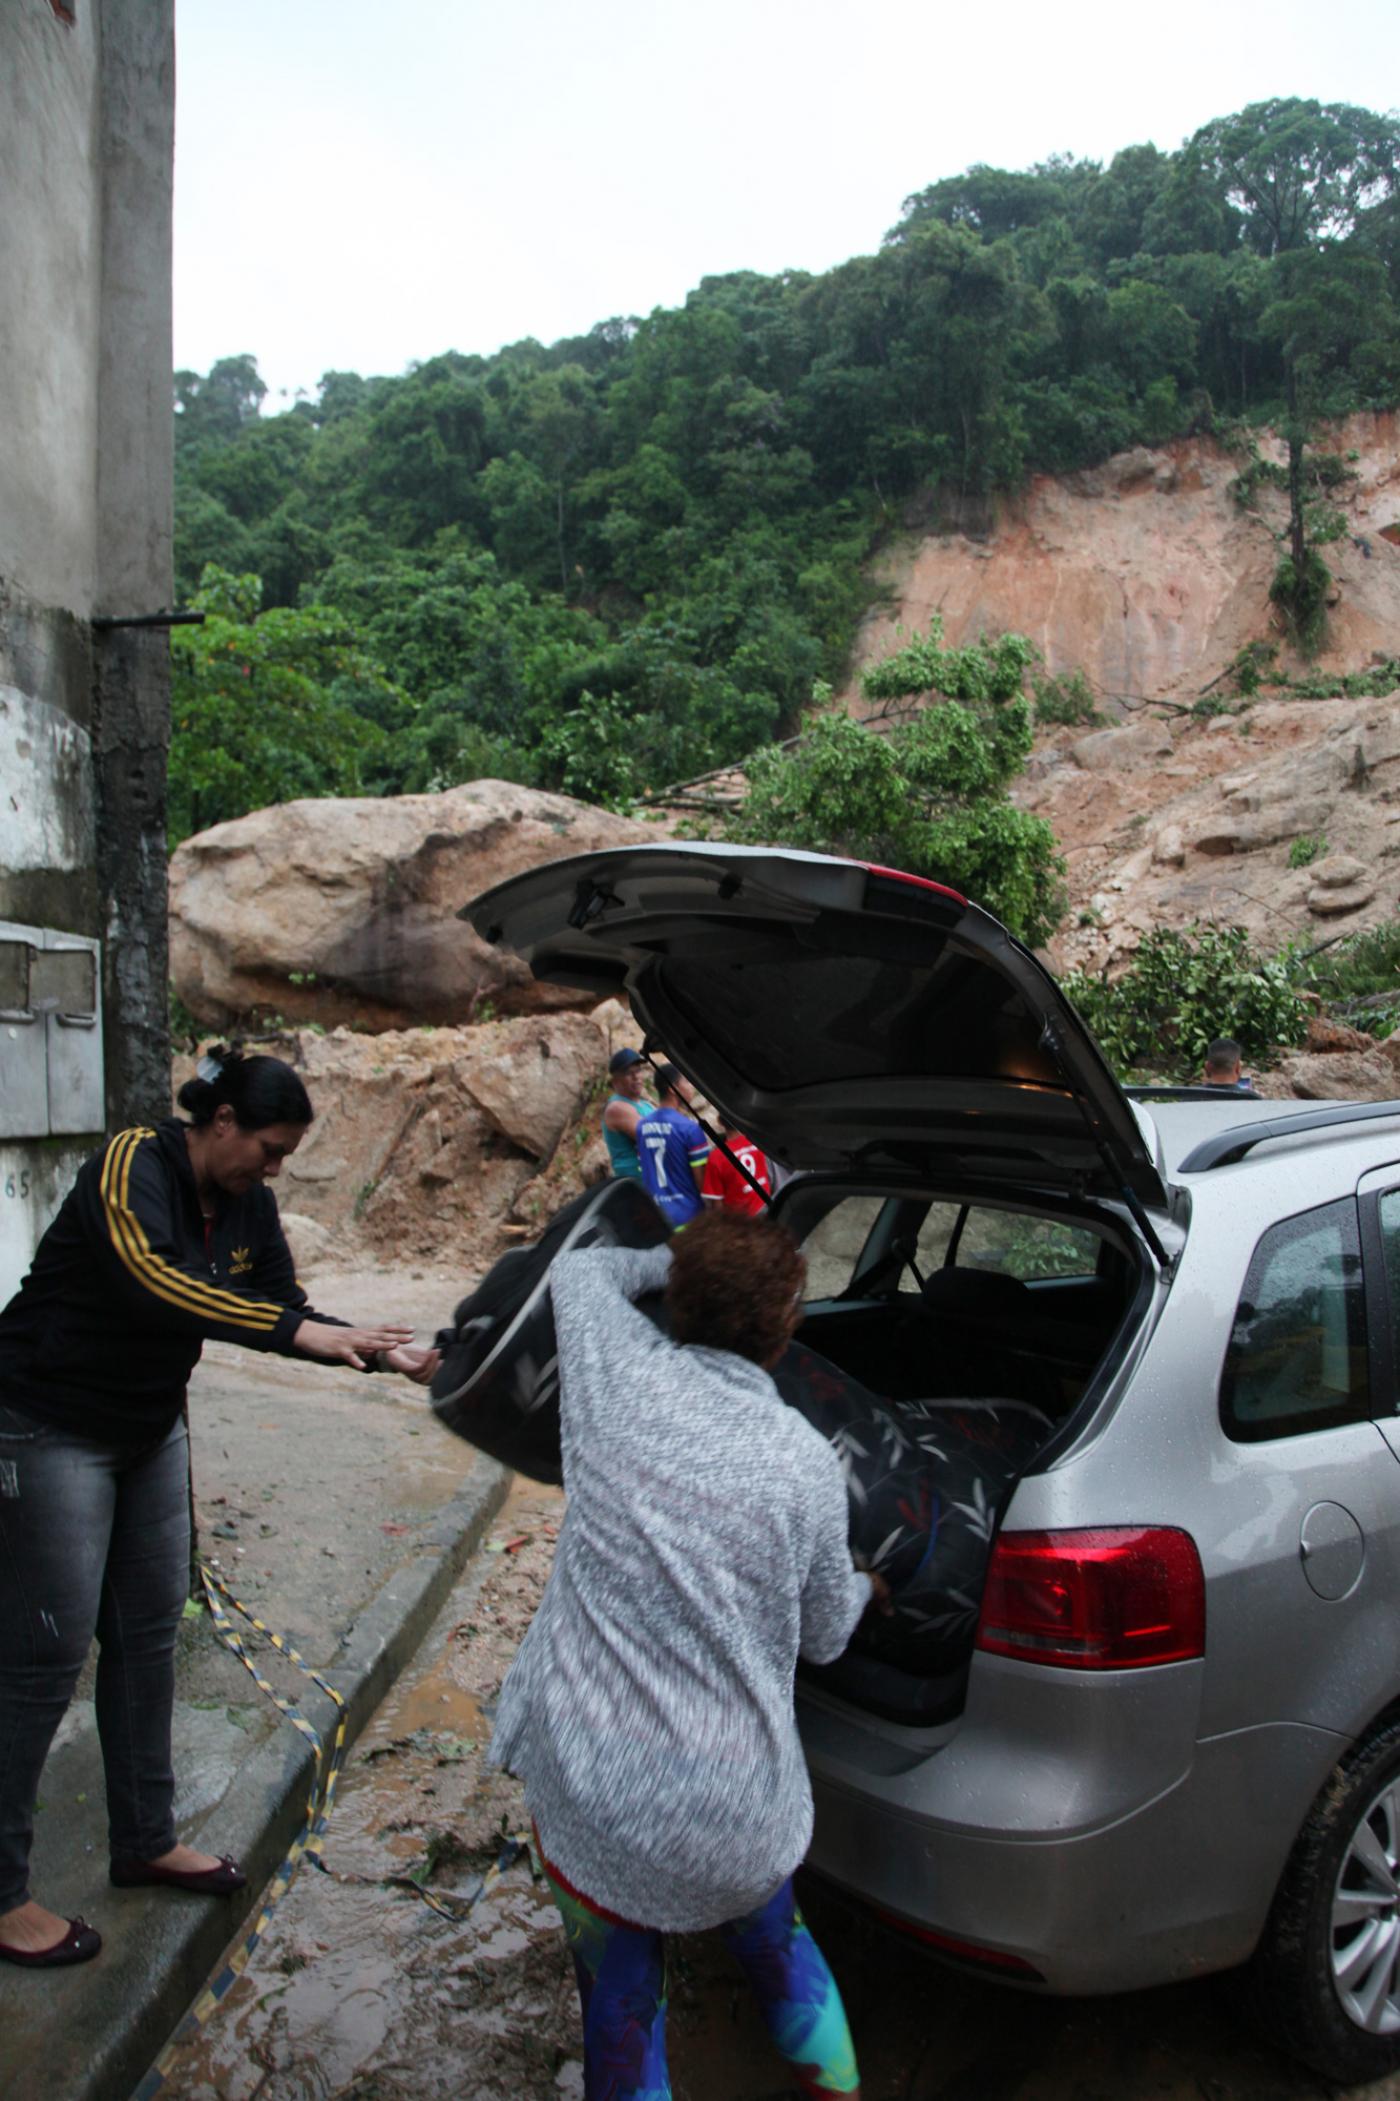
[1221,1199,1370,1442]
[957,1211,1101,1281]
[799,1195,884,1299]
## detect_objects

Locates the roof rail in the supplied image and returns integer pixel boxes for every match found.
[1179,1099,1400,1173]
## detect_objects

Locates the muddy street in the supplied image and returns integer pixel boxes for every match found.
[156,1477,1400,2101]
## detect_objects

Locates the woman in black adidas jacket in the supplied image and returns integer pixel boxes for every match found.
[0,1047,437,1969]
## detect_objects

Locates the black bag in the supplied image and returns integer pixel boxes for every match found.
[429,1179,669,1483]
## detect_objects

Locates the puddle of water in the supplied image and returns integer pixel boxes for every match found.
[389,1669,485,1740]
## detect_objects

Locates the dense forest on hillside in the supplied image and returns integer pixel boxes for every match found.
[171,98,1400,846]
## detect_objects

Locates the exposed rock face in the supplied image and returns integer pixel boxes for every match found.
[826,413,1400,984]
[848,412,1400,704]
[169,780,656,1032]
[1254,1047,1399,1101]
[1070,722,1174,774]
[1027,693,1400,978]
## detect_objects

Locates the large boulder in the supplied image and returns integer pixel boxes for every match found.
[169,780,656,1031]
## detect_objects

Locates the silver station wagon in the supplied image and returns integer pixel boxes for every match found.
[468,840,1400,2085]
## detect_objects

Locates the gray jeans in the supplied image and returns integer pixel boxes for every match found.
[0,1400,190,1911]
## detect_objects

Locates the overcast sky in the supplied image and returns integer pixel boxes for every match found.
[173,0,1400,406]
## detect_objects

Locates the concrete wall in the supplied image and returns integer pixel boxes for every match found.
[0,0,175,1302]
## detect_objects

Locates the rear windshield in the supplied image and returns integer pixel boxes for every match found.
[787,1186,1109,1302]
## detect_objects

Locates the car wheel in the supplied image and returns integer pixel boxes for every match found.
[1248,1714,1400,2084]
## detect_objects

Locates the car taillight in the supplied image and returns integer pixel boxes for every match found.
[976,1527,1205,1670]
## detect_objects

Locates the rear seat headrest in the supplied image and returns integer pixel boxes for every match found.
[919,1266,1031,1316]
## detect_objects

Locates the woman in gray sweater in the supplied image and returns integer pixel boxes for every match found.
[491,1209,877,2098]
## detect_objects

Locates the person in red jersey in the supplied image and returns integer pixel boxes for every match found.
[702,1129,772,1217]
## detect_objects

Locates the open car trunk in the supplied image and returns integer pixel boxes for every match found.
[454,845,1170,1730]
[430,1179,1151,1732]
[774,1177,1151,1726]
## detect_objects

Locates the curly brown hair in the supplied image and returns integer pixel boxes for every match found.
[665,1210,807,1366]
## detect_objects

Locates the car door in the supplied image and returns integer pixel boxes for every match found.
[1198,1177,1400,1740]
[1358,1162,1400,1459]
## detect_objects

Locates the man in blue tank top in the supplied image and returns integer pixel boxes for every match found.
[601,1047,655,1183]
[637,1065,711,1228]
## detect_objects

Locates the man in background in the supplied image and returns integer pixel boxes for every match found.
[703,1128,772,1217]
[638,1065,711,1228]
[601,1047,654,1183]
[1202,1038,1257,1094]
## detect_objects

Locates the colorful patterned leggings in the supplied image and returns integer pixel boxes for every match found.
[542,1854,861,2100]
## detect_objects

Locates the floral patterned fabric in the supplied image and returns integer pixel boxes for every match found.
[771,1342,1052,1677]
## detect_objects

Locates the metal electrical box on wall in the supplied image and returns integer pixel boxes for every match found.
[0,921,104,1137]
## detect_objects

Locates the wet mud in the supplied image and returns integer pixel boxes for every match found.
[159,1478,1400,2101]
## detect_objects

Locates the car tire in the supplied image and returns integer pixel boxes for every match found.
[1247,1713,1400,2084]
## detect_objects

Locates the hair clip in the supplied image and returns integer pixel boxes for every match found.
[196,1053,224,1082]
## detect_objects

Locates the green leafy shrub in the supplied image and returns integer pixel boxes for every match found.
[1291,921,1400,1039]
[727,627,1066,948]
[168,566,396,845]
[1286,658,1400,700]
[1228,642,1279,697]
[1270,548,1333,654]
[1288,834,1328,869]
[1062,924,1310,1078]
[534,690,639,811]
[1033,668,1101,728]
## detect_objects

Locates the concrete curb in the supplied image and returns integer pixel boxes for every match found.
[0,1458,510,2101]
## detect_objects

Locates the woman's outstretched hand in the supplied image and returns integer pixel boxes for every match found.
[379,1341,441,1386]
[292,1318,416,1371]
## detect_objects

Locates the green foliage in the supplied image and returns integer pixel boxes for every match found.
[1269,547,1333,652]
[167,567,396,844]
[1033,667,1101,726]
[726,625,1066,948]
[172,97,1400,827]
[1292,921,1400,1039]
[862,618,1037,707]
[1287,834,1328,869]
[1228,641,1280,695]
[1286,656,1400,700]
[1180,99,1400,257]
[535,692,639,810]
[1063,925,1310,1077]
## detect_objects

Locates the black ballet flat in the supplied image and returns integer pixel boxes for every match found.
[0,1916,102,1967]
[109,1853,247,1896]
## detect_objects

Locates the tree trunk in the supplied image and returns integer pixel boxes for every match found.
[556,475,568,597]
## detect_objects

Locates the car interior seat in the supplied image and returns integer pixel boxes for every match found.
[907,1265,1060,1416]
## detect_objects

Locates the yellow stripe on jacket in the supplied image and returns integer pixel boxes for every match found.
[100,1128,284,1333]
